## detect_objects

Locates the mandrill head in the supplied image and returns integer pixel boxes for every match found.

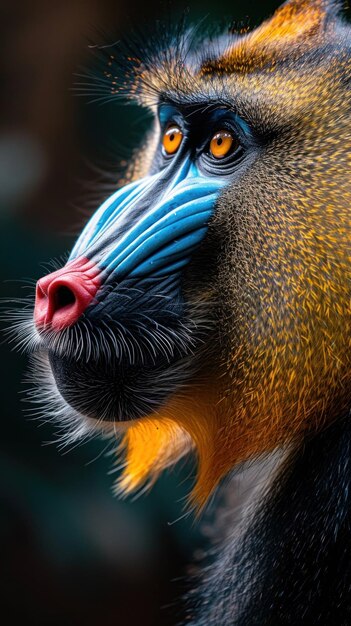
[16,0,351,507]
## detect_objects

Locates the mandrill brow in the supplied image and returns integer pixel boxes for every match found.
[11,0,351,623]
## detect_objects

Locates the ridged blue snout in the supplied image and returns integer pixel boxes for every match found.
[69,160,225,281]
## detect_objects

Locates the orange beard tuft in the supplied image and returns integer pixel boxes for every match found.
[116,416,193,496]
[117,338,351,511]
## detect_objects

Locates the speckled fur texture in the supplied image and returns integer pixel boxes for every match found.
[181,1,351,622]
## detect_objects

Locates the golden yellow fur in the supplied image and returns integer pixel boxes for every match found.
[112,0,351,508]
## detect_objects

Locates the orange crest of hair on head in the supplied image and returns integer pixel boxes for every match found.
[201,0,339,75]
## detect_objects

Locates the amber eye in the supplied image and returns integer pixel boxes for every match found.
[210,130,236,159]
[162,125,183,155]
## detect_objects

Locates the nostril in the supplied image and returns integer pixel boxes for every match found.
[34,257,101,331]
[53,285,76,310]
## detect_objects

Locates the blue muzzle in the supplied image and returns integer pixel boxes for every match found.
[69,158,225,281]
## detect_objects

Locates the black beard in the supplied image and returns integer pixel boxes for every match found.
[7,247,215,428]
[34,276,207,422]
[48,348,190,422]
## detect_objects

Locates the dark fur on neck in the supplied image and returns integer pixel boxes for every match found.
[190,415,351,625]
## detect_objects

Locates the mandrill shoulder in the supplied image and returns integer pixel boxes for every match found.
[191,415,351,625]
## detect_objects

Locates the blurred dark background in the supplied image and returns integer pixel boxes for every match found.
[1,1,278,625]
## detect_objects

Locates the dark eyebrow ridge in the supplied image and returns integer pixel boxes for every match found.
[158,91,237,115]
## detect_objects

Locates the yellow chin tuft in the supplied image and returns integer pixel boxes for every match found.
[116,416,193,496]
[114,382,228,511]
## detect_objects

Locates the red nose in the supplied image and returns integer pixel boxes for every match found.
[34,257,101,331]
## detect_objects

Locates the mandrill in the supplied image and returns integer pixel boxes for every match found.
[13,0,351,623]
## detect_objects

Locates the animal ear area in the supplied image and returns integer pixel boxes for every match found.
[115,418,194,496]
[206,0,342,75]
[249,0,341,46]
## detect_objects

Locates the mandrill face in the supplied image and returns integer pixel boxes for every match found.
[16,0,351,506]
[34,121,230,423]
